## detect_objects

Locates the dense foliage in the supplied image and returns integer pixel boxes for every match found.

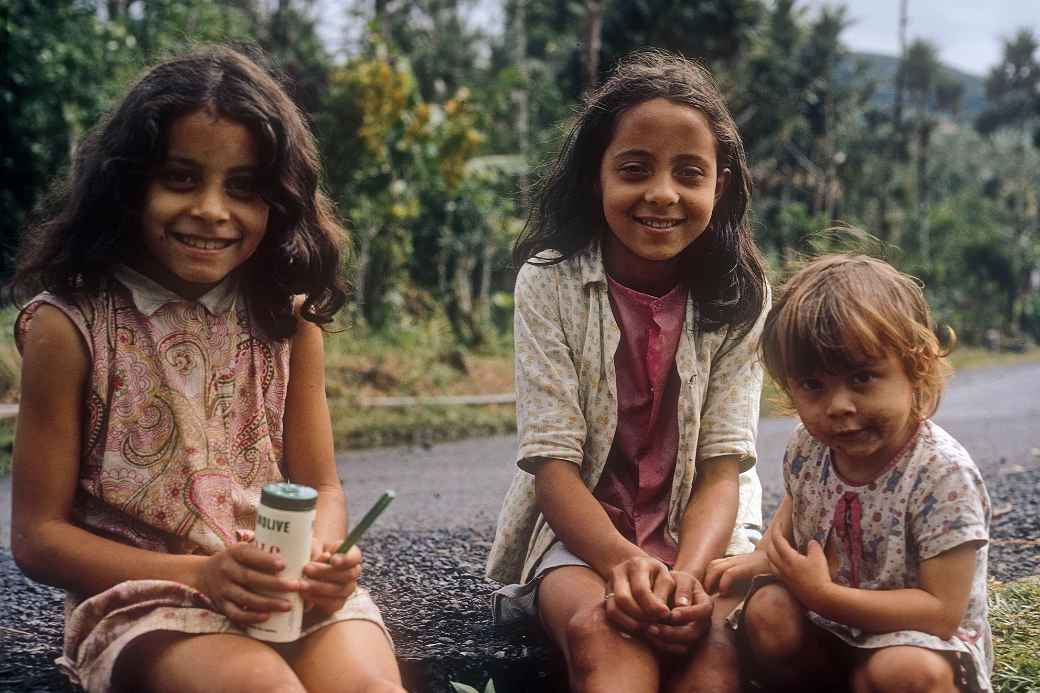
[3,0,1039,345]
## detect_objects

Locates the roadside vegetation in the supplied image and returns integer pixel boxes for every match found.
[1,305,1039,472]
[990,577,1040,692]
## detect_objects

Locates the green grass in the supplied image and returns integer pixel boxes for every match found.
[330,399,516,450]
[0,306,21,401]
[991,577,1040,692]
[321,315,517,450]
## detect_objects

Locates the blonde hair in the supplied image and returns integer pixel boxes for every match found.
[761,254,954,420]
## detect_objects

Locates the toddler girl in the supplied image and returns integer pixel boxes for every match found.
[9,46,404,693]
[706,254,991,692]
[487,49,770,693]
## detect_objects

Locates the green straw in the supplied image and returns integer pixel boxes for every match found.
[335,490,396,554]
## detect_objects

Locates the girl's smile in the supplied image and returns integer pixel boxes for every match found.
[599,98,727,294]
[787,351,918,483]
[137,109,269,300]
[168,233,238,251]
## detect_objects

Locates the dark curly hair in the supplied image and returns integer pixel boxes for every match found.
[9,44,348,339]
[514,48,766,332]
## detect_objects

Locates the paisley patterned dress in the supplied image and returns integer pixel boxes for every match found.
[16,266,388,692]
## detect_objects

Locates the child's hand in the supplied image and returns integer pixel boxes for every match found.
[766,533,831,605]
[641,570,713,655]
[703,550,773,596]
[604,555,673,632]
[300,541,362,616]
[198,536,298,625]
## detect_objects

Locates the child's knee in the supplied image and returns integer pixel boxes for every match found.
[853,647,955,693]
[359,680,408,693]
[742,584,807,660]
[216,657,306,693]
[564,605,624,672]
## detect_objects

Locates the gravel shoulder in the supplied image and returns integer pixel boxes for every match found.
[1,362,1038,691]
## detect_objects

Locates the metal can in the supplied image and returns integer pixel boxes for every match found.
[246,482,318,642]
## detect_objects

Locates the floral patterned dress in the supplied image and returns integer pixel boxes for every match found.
[16,266,388,693]
[784,420,992,692]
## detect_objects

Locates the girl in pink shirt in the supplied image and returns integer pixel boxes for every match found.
[488,49,769,692]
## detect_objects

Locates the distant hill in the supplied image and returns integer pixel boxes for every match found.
[844,51,988,120]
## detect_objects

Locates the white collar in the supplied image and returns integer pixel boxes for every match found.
[113,264,238,317]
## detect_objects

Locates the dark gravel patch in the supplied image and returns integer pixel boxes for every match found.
[363,528,566,693]
[0,528,565,693]
[0,556,75,693]
[2,471,1036,693]
[986,467,1040,581]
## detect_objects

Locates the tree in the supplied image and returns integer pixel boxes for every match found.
[976,29,1040,144]
[0,0,138,272]
[261,0,332,115]
[598,0,763,72]
[357,0,489,103]
[735,2,873,259]
[316,36,513,343]
[581,0,604,90]
[898,39,962,259]
[973,30,1040,334]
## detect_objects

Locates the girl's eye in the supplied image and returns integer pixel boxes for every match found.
[618,163,649,178]
[798,378,823,392]
[160,169,197,189]
[675,165,704,179]
[851,371,876,386]
[226,176,259,199]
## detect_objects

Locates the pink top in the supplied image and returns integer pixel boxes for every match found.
[593,275,687,564]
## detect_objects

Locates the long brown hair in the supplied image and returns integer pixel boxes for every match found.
[10,44,348,339]
[514,48,766,332]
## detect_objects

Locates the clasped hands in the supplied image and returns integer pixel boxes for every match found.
[197,531,361,626]
[602,556,713,655]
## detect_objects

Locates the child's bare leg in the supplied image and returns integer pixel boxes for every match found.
[284,619,405,693]
[114,631,305,693]
[539,565,659,693]
[741,583,842,687]
[850,646,958,693]
[664,592,742,693]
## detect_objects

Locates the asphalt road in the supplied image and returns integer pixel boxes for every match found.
[1,361,1038,692]
[2,361,1039,557]
[307,361,1040,556]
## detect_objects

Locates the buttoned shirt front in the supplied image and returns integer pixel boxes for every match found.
[487,241,767,584]
[593,274,686,564]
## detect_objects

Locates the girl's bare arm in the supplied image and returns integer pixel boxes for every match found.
[769,532,980,639]
[11,306,214,593]
[533,459,646,579]
[704,493,792,594]
[673,455,740,581]
[280,317,345,546]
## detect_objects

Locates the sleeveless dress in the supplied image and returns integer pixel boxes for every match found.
[16,266,389,693]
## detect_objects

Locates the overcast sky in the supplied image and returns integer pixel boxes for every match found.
[318,0,1038,77]
[799,0,1037,76]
